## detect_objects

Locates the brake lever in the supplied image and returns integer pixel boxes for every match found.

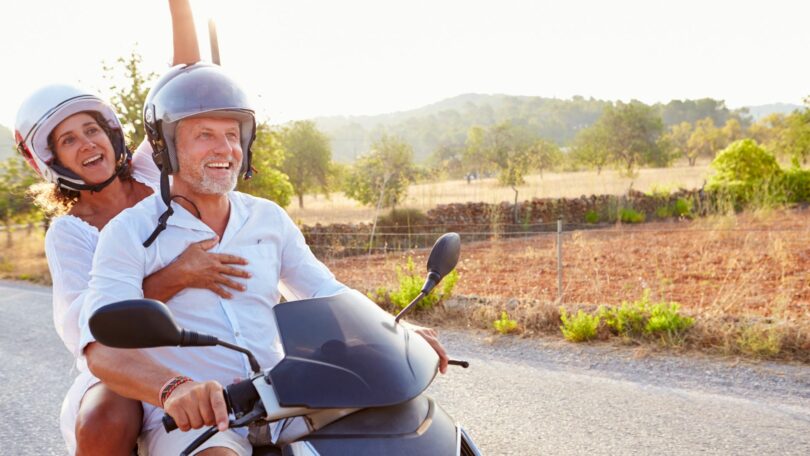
[448,359,469,368]
[178,406,266,456]
[179,425,218,456]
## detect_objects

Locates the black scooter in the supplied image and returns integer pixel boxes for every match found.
[89,233,482,456]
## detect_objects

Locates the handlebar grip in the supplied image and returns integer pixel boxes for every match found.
[163,414,178,433]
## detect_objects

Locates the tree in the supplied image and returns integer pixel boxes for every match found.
[595,102,664,175]
[103,50,156,147]
[664,121,693,165]
[780,109,810,166]
[0,157,39,246]
[530,139,563,177]
[686,118,724,166]
[570,124,611,174]
[473,122,536,221]
[344,135,417,210]
[482,122,534,184]
[720,118,745,147]
[278,121,333,209]
[747,114,786,152]
[428,143,465,180]
[236,123,293,207]
[462,125,492,177]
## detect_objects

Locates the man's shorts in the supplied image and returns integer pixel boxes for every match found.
[139,425,252,456]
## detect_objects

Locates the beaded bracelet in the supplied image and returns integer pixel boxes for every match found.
[159,375,194,408]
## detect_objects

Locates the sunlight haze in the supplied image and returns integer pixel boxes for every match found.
[0,0,807,127]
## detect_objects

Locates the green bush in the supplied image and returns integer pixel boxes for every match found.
[584,210,600,224]
[371,256,459,311]
[599,290,693,342]
[493,311,518,334]
[673,198,693,218]
[708,139,784,207]
[655,206,673,219]
[598,300,648,338]
[782,168,810,203]
[559,308,600,342]
[619,208,646,223]
[645,302,694,339]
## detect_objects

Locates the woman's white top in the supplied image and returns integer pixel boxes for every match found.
[45,141,160,359]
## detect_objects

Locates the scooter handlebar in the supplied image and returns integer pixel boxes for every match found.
[163,378,260,433]
[163,414,178,432]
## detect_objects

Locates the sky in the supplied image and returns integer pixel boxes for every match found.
[1,0,808,128]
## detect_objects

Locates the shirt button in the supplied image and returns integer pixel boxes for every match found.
[235,331,241,337]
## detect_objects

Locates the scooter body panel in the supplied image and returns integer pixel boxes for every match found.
[280,395,458,456]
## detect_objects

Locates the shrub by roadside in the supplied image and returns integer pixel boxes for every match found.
[369,255,459,313]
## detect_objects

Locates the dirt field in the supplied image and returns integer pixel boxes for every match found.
[324,208,810,320]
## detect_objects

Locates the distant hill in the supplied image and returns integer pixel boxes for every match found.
[0,124,15,161]
[312,94,752,164]
[742,103,804,121]
[314,94,612,163]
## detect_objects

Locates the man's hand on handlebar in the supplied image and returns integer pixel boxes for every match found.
[163,380,230,432]
[401,322,449,374]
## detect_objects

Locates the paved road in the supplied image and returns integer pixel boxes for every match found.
[2,280,809,455]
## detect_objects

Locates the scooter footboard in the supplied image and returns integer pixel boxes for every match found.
[281,395,459,456]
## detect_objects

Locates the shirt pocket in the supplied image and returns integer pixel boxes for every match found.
[226,245,282,303]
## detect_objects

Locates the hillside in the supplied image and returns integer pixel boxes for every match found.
[744,103,804,120]
[312,94,773,164]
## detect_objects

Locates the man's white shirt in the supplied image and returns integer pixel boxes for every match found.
[78,190,348,431]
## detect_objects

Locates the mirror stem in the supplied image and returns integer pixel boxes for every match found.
[217,340,262,373]
[420,271,441,295]
[394,291,427,323]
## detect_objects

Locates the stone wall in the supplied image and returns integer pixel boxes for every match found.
[302,189,705,257]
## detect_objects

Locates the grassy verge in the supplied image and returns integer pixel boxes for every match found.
[408,293,810,364]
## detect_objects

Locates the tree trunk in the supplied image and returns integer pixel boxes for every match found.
[512,186,520,224]
[4,219,11,248]
[298,193,304,209]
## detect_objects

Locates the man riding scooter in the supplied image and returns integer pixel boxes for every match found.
[78,62,449,455]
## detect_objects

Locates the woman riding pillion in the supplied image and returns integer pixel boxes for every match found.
[15,1,251,454]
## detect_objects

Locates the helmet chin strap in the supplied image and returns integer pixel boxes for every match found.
[143,168,174,248]
[56,158,131,193]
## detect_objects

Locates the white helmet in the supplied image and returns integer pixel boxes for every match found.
[14,84,129,192]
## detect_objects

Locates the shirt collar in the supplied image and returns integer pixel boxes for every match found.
[161,191,249,244]
[164,197,212,233]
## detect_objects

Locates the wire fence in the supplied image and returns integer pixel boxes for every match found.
[311,219,810,311]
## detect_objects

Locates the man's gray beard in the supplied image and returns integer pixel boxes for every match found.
[177,156,240,195]
[194,169,238,194]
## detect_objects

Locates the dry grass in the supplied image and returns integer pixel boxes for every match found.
[288,163,713,224]
[0,228,50,284]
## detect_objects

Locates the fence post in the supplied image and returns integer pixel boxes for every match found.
[556,217,563,303]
